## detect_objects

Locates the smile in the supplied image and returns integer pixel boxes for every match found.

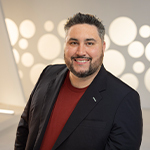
[72,57,92,63]
[73,58,91,64]
[75,59,89,63]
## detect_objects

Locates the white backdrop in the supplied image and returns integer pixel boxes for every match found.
[1,0,150,108]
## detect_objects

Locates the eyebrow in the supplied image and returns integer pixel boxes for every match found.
[68,38,96,42]
[85,38,96,42]
[68,38,78,41]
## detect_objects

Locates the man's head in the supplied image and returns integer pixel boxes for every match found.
[64,12,105,43]
[64,13,106,79]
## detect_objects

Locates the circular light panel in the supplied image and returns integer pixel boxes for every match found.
[19,38,28,49]
[38,34,61,60]
[139,25,150,38]
[5,18,19,46]
[44,21,54,32]
[20,20,36,38]
[133,61,145,74]
[121,73,139,90]
[103,49,126,76]
[21,52,34,67]
[128,41,144,58]
[109,17,137,46]
[145,42,150,61]
[13,48,20,64]
[57,19,67,38]
[52,58,65,64]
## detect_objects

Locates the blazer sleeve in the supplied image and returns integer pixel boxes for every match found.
[104,90,143,150]
[14,65,50,150]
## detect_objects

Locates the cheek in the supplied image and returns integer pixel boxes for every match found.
[64,46,70,55]
[88,48,102,59]
[65,46,76,57]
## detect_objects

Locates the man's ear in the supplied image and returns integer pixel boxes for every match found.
[102,41,106,53]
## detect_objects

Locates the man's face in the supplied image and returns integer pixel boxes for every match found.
[64,24,106,78]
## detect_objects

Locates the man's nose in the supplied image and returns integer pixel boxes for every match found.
[76,44,86,56]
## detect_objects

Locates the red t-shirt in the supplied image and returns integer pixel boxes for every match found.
[40,72,88,150]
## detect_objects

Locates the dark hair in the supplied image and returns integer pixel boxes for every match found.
[64,12,105,42]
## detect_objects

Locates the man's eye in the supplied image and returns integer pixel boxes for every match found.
[86,42,94,46]
[70,42,78,45]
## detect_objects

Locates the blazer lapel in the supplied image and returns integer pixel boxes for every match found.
[52,65,107,150]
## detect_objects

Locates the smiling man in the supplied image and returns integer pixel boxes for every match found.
[64,23,105,88]
[15,13,142,150]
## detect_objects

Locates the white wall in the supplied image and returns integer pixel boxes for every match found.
[1,0,150,108]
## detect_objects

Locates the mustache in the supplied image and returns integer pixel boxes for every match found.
[71,56,92,60]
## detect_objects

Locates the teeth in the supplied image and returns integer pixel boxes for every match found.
[76,60,88,62]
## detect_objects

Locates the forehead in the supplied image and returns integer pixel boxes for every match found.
[66,24,100,39]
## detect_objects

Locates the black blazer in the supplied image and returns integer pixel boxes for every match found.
[15,64,143,150]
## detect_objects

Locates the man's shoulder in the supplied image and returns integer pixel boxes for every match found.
[46,64,67,71]
[38,64,67,81]
[44,64,67,74]
[106,70,138,95]
[100,70,140,107]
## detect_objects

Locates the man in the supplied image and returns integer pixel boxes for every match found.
[15,13,142,150]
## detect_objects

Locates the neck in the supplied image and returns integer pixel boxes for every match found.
[69,67,101,88]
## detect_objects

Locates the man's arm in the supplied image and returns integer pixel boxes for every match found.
[105,91,143,150]
[14,65,50,150]
[14,98,31,150]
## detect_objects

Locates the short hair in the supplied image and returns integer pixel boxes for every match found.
[64,12,105,42]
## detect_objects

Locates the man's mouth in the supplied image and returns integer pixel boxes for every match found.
[75,60,88,63]
[71,57,92,63]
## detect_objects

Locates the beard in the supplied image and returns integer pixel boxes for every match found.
[64,53,104,78]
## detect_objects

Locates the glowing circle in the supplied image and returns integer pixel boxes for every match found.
[57,19,67,38]
[133,61,145,74]
[30,64,46,85]
[128,41,144,58]
[19,20,36,38]
[18,70,23,79]
[103,50,126,76]
[109,17,137,46]
[44,21,54,32]
[120,73,139,90]
[52,58,65,64]
[5,18,19,46]
[19,38,28,49]
[21,52,34,67]
[104,34,110,50]
[38,34,61,60]
[144,68,150,92]
[145,42,150,61]
[139,25,150,38]
[13,49,20,64]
